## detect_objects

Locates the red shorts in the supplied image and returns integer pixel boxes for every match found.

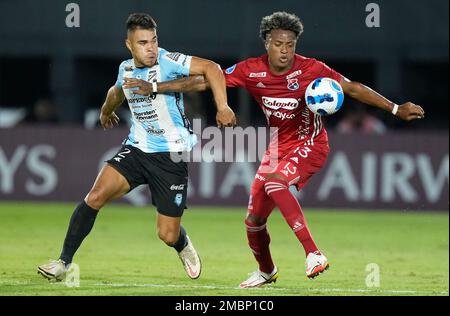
[248,140,330,219]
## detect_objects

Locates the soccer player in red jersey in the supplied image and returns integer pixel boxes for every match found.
[125,12,425,287]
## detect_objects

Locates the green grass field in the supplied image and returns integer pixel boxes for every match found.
[0,202,448,296]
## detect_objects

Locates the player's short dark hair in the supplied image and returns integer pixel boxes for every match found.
[259,11,304,41]
[126,13,157,32]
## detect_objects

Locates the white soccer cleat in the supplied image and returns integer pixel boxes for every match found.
[37,259,68,282]
[239,266,279,288]
[178,236,202,279]
[305,251,329,279]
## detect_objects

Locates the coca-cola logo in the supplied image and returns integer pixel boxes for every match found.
[262,97,299,110]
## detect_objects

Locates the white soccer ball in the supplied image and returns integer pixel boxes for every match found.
[305,78,344,116]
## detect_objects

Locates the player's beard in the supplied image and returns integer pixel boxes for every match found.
[135,56,155,68]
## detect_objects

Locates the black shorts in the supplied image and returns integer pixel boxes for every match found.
[106,145,188,217]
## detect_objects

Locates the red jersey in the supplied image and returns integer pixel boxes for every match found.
[224,54,342,155]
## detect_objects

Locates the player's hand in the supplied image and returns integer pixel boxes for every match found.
[123,78,153,95]
[396,102,425,121]
[100,111,120,130]
[216,106,237,128]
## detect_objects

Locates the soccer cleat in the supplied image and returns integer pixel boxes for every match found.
[239,266,279,288]
[306,251,329,279]
[178,236,202,279]
[37,259,68,282]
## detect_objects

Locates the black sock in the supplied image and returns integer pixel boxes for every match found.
[59,201,98,264]
[173,226,188,253]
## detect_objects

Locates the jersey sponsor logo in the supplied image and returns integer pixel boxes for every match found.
[286,70,302,80]
[225,64,237,74]
[287,78,300,91]
[166,52,181,62]
[262,97,299,110]
[249,72,267,78]
[133,110,159,122]
[255,174,266,182]
[128,95,157,104]
[298,107,312,139]
[175,138,186,144]
[145,125,165,136]
[170,184,185,191]
[264,109,296,120]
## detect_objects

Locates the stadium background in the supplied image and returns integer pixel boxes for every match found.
[0,0,448,296]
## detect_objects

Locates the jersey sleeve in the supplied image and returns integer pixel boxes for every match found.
[114,61,126,88]
[161,51,193,79]
[223,61,247,88]
[315,60,343,82]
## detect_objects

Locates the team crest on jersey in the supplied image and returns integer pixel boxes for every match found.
[225,64,237,74]
[287,78,300,91]
[174,193,183,206]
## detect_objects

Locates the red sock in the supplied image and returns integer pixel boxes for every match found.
[245,219,275,274]
[264,179,319,256]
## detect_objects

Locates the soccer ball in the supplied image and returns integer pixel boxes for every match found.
[305,78,344,116]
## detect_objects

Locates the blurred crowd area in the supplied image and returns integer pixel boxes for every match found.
[0,0,448,133]
[0,56,447,133]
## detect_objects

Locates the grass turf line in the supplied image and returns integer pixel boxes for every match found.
[0,203,448,296]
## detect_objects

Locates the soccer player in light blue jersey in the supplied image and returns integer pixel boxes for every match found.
[38,13,236,281]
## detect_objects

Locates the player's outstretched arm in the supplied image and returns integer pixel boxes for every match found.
[340,77,425,121]
[189,57,236,127]
[99,85,125,130]
[159,75,210,93]
[123,75,209,95]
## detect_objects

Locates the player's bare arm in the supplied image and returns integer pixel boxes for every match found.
[99,85,125,130]
[124,75,209,94]
[123,58,234,127]
[340,77,425,121]
[189,57,236,127]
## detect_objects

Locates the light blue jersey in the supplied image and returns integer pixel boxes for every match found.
[115,48,197,153]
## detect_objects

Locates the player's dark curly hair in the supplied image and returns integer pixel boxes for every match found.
[126,13,157,31]
[259,11,304,41]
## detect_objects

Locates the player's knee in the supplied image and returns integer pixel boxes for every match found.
[245,213,267,226]
[157,227,179,246]
[266,173,287,182]
[85,188,108,210]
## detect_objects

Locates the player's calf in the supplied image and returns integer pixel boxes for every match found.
[158,228,180,246]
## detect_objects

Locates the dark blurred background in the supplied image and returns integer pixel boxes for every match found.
[0,0,448,132]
